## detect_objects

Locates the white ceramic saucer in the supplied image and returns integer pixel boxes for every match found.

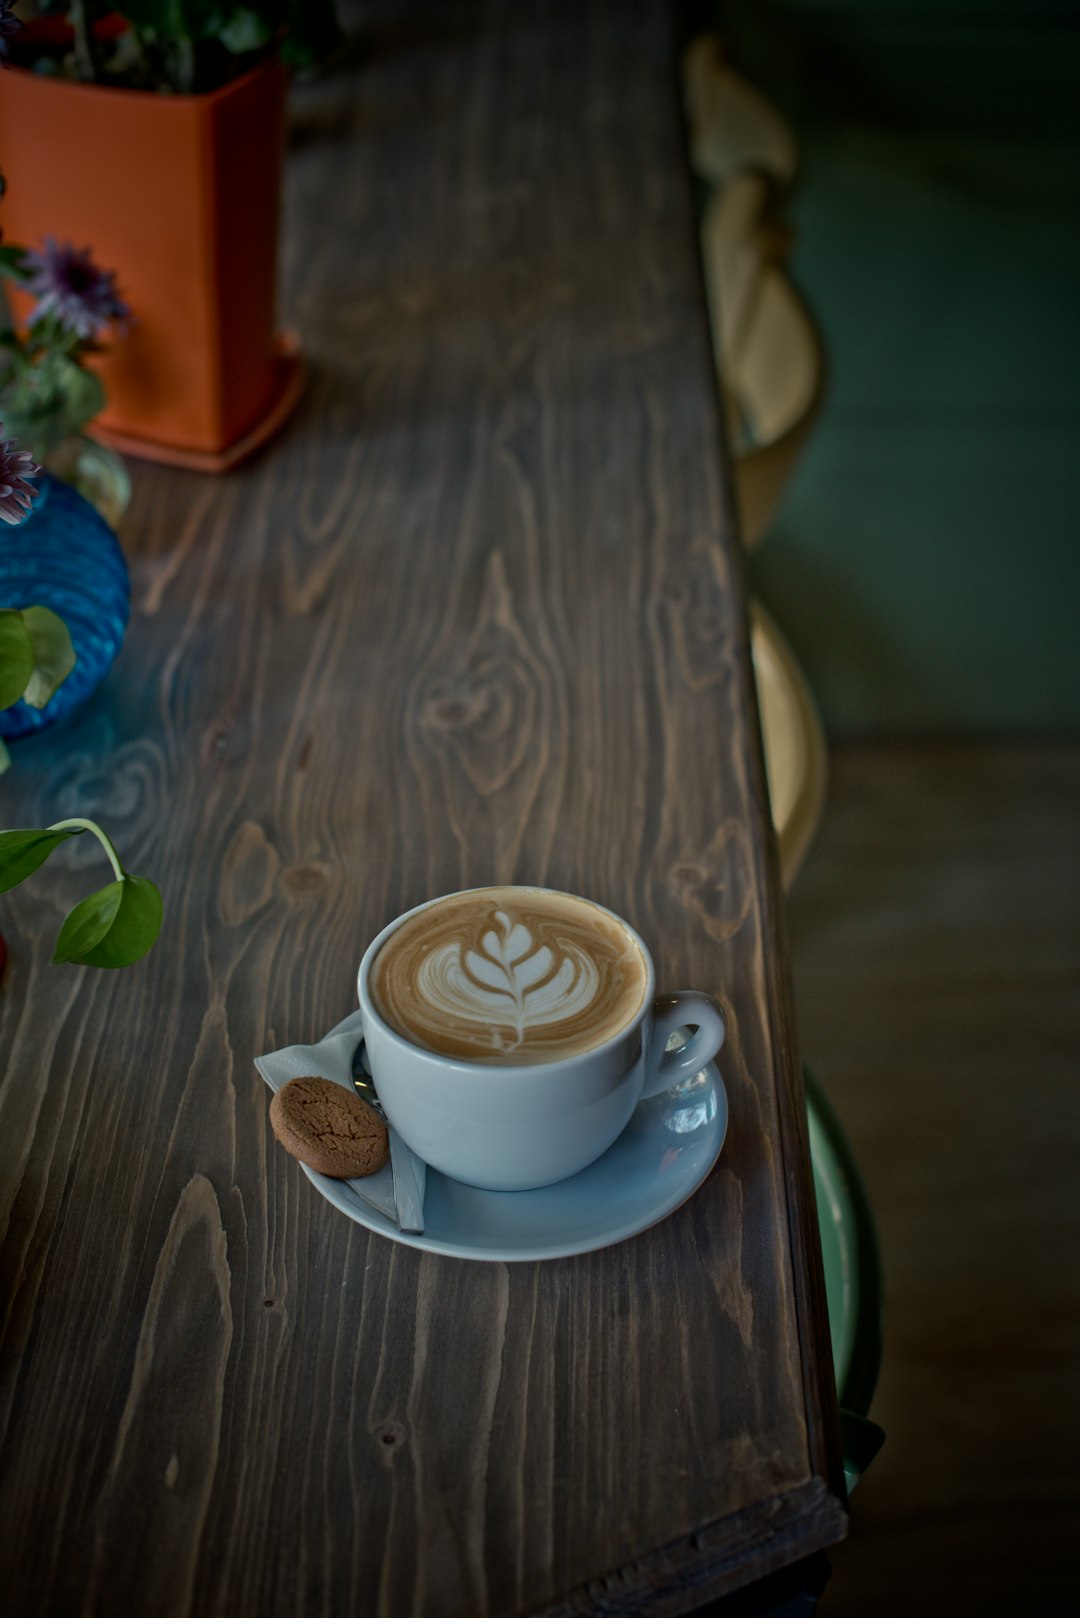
[301,1062,728,1262]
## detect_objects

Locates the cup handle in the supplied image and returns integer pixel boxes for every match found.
[641,991,726,1099]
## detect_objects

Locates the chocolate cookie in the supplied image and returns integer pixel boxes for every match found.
[270,1076,389,1179]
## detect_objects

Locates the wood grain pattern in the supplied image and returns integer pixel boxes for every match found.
[0,2,843,1612]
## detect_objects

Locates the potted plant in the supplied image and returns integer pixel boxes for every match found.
[0,189,134,758]
[0,2,340,469]
[0,429,160,970]
[0,420,131,762]
[1,201,132,522]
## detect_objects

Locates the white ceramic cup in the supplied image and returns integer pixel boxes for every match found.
[356,888,726,1192]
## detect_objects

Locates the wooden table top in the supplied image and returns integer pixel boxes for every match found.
[0,2,845,1613]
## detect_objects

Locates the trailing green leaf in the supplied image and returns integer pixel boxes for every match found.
[0,820,162,969]
[0,826,81,893]
[53,875,163,968]
[52,878,124,963]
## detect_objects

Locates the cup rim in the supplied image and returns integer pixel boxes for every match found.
[356,884,657,1076]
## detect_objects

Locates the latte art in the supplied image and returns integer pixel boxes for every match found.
[369,888,649,1064]
[418,911,600,1047]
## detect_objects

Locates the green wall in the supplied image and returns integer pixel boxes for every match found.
[715,2,1080,734]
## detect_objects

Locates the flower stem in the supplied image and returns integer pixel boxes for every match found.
[173,37,196,94]
[47,818,124,883]
[69,2,102,85]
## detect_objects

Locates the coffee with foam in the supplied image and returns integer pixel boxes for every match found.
[369,887,649,1065]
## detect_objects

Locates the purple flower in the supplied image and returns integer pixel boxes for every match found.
[24,239,130,341]
[0,3,22,67]
[0,428,39,527]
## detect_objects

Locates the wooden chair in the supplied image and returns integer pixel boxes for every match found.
[683,34,798,189]
[751,599,828,889]
[700,173,825,550]
[686,57,828,875]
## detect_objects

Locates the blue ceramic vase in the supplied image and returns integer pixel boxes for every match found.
[0,473,130,740]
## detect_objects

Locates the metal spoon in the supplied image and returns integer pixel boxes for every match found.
[351,1039,384,1113]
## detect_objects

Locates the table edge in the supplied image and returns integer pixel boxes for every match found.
[524,1478,847,1618]
[665,16,850,1525]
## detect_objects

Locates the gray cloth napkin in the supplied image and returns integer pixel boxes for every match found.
[255,1009,427,1232]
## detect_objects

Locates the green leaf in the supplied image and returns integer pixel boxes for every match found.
[2,352,107,462]
[52,879,122,962]
[21,607,77,710]
[0,738,10,775]
[0,244,29,280]
[0,826,81,893]
[50,356,107,443]
[218,9,273,54]
[53,875,163,968]
[0,610,35,710]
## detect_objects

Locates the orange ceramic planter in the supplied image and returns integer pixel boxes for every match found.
[0,59,287,458]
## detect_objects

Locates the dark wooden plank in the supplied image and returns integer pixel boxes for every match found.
[0,3,843,1614]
